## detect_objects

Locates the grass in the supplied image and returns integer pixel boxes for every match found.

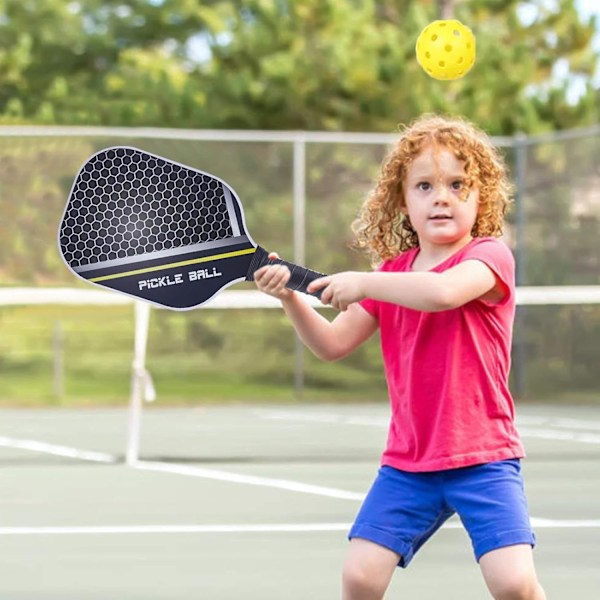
[0,303,597,408]
[0,304,387,407]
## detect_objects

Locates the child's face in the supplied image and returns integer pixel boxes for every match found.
[402,144,479,248]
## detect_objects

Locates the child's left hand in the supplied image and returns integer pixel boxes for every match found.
[308,272,368,311]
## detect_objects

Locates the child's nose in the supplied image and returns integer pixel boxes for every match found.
[433,186,451,203]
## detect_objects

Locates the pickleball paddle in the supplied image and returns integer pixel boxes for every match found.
[58,147,325,309]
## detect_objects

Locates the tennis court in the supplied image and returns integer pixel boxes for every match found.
[1,401,598,599]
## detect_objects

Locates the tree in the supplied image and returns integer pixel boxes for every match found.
[0,0,598,133]
[199,0,600,134]
[0,0,221,126]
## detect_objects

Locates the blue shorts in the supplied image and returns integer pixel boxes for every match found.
[349,460,536,568]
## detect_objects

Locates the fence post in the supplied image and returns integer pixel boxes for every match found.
[293,135,307,396]
[513,133,528,399]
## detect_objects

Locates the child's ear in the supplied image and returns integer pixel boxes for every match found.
[397,190,408,214]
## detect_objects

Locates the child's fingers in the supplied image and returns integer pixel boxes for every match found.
[268,265,291,288]
[254,252,294,299]
[256,264,284,284]
[255,263,291,298]
[307,276,330,294]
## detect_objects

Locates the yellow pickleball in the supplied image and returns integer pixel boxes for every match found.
[416,19,476,80]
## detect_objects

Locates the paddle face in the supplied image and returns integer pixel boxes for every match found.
[58,147,259,309]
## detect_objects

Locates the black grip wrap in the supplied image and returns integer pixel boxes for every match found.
[246,246,325,300]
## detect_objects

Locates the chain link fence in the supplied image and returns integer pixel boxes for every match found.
[0,125,598,403]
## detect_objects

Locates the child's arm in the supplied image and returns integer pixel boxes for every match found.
[254,259,377,361]
[308,259,503,312]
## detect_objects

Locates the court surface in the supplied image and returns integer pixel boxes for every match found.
[1,402,599,599]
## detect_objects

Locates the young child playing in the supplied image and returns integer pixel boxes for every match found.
[254,114,545,600]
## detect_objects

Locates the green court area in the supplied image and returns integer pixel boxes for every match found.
[1,402,599,599]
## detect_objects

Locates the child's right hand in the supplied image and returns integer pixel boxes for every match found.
[253,252,294,301]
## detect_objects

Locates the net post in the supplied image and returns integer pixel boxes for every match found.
[126,301,152,465]
[52,320,65,401]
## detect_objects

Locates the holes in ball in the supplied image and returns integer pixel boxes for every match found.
[425,51,431,58]
[458,56,464,64]
[431,34,438,41]
[438,61,446,67]
[453,29,460,37]
[445,44,452,52]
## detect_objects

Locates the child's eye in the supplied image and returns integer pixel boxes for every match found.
[418,182,431,191]
[451,180,464,190]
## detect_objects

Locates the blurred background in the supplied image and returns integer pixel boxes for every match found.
[0,0,599,409]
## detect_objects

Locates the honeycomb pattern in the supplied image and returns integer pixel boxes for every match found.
[60,147,234,269]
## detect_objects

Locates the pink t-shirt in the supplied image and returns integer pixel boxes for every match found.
[360,237,525,472]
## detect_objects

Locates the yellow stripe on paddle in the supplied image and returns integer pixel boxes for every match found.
[89,248,256,283]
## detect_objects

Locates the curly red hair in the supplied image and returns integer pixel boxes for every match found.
[352,114,512,263]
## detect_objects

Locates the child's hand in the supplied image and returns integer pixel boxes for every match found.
[253,252,294,301]
[308,272,368,311]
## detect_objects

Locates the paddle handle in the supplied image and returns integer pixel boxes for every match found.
[246,246,325,300]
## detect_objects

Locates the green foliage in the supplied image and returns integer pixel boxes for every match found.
[199,0,600,133]
[0,305,388,406]
[0,0,221,126]
[0,0,598,131]
[518,133,600,285]
[0,138,96,282]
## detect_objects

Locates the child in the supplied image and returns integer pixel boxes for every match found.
[254,114,545,600]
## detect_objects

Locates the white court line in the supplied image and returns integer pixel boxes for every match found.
[1,519,599,536]
[517,416,600,432]
[0,523,351,536]
[132,460,365,501]
[0,435,117,463]
[517,428,600,445]
[254,410,600,444]
[530,518,600,528]
[256,409,600,432]
[254,409,388,427]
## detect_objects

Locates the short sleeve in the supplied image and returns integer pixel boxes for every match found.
[359,296,378,319]
[462,238,515,305]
